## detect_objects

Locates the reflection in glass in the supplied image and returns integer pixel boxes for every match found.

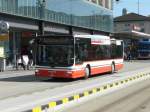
[38,45,74,67]
[0,0,113,32]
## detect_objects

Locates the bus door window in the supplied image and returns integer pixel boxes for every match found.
[82,45,88,60]
[67,46,74,64]
[111,41,124,59]
[95,46,102,60]
[39,45,46,63]
[103,45,111,59]
[111,44,116,59]
[116,41,124,58]
[75,43,83,64]
[75,38,91,63]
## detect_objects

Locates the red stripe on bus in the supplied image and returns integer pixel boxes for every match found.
[35,63,123,79]
[36,69,85,79]
[115,64,124,71]
[74,59,123,65]
[91,66,111,75]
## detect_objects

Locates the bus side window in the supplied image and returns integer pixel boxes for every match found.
[82,45,88,60]
[111,44,116,58]
[75,44,83,64]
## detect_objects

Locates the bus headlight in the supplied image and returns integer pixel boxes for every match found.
[66,71,73,74]
[35,69,39,73]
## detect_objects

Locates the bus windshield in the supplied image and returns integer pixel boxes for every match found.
[36,36,74,67]
[37,44,74,67]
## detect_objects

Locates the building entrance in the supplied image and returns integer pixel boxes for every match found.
[5,31,35,70]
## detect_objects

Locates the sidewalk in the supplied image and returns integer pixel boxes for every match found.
[0,69,34,79]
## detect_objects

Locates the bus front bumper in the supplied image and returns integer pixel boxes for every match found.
[35,69,85,79]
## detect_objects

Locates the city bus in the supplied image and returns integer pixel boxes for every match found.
[35,35,124,79]
[138,39,150,59]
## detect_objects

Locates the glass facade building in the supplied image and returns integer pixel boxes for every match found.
[0,0,113,69]
[0,0,113,33]
[87,0,113,10]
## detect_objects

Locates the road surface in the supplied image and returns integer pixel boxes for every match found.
[0,60,150,100]
[64,76,150,112]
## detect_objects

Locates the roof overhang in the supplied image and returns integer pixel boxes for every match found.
[114,30,150,39]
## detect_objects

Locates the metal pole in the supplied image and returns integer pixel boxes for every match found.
[138,0,139,14]
[38,0,46,36]
[69,0,73,35]
[13,32,17,69]
[33,33,38,66]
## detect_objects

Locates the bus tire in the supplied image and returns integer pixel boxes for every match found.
[111,63,115,74]
[84,66,90,79]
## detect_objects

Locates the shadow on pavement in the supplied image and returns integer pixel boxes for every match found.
[0,75,39,82]
[0,75,77,83]
[0,71,116,83]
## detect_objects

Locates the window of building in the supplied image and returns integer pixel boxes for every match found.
[0,0,113,33]
[98,0,103,6]
[143,39,149,41]
[139,22,144,26]
[141,28,145,32]
[105,0,109,9]
[91,0,97,4]
[124,24,130,27]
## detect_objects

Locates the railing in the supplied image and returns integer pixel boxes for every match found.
[0,0,113,32]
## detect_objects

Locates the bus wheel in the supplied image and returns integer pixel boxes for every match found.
[84,66,90,79]
[111,63,115,74]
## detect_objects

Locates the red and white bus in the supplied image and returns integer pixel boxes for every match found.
[35,35,124,79]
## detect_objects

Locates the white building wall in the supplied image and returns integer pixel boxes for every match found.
[115,21,150,34]
[87,0,112,10]
[144,21,150,34]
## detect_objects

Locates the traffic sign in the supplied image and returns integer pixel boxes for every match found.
[0,21,9,34]
[0,34,9,41]
[0,46,4,58]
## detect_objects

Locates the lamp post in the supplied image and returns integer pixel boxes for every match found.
[38,0,46,35]
[69,0,73,35]
[33,0,46,66]
[115,0,140,14]
[138,0,139,14]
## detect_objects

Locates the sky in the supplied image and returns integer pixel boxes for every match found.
[113,0,150,17]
